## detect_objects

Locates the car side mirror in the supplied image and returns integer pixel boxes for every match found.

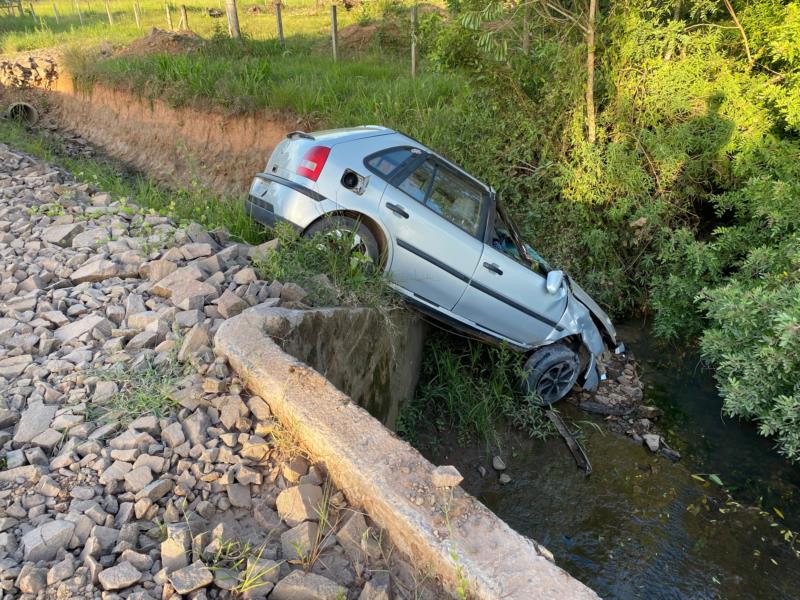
[546,270,564,294]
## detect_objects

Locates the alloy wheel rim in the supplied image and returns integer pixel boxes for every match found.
[536,361,577,404]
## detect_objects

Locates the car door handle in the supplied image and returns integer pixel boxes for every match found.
[483,262,503,275]
[386,203,409,219]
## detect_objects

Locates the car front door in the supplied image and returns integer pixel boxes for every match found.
[377,156,487,310]
[453,206,568,345]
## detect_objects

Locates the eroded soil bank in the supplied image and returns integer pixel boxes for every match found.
[22,73,295,195]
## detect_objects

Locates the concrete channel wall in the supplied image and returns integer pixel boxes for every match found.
[261,306,425,428]
[215,303,599,600]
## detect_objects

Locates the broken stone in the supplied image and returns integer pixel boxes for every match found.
[0,354,32,379]
[271,571,344,600]
[70,259,118,284]
[169,561,213,594]
[643,433,660,452]
[281,521,319,561]
[337,511,369,561]
[178,324,210,361]
[54,314,112,342]
[227,483,252,508]
[13,402,57,444]
[21,520,75,562]
[42,222,84,247]
[98,561,142,591]
[276,484,323,527]
[432,465,463,488]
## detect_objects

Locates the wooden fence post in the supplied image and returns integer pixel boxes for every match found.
[225,0,240,38]
[74,0,82,24]
[105,0,113,24]
[28,1,37,23]
[165,2,173,29]
[274,2,284,46]
[178,4,188,29]
[52,1,60,23]
[411,4,418,77]
[330,4,337,61]
[133,1,141,28]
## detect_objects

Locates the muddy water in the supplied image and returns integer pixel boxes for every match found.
[419,321,800,599]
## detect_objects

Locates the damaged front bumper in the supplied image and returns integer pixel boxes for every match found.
[552,291,622,393]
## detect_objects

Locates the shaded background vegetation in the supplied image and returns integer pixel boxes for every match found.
[3,0,799,459]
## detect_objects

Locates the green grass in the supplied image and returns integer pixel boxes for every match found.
[254,222,394,308]
[65,34,466,125]
[397,332,554,448]
[0,0,364,53]
[0,119,268,244]
[88,353,188,424]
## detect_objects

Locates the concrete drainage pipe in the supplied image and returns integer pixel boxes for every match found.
[4,102,39,125]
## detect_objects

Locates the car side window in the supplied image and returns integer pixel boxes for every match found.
[365,148,416,180]
[398,159,435,202]
[426,166,484,237]
[396,158,485,237]
[490,210,543,274]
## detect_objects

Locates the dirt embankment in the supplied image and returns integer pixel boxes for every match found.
[48,77,293,195]
[2,30,290,196]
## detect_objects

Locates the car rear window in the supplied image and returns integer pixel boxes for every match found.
[365,148,416,179]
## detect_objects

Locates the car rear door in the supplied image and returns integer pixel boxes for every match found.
[453,207,568,345]
[377,155,487,310]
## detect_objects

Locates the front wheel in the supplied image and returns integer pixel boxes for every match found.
[521,344,581,406]
[303,216,382,266]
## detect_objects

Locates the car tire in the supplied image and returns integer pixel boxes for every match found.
[303,216,382,266]
[522,344,581,406]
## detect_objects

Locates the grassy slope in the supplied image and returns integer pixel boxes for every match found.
[1,0,360,53]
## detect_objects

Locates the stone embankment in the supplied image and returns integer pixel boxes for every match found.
[0,144,442,599]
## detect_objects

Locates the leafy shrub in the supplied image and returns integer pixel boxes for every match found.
[700,247,800,461]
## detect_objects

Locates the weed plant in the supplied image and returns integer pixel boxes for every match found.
[88,353,188,425]
[254,222,394,308]
[398,332,554,448]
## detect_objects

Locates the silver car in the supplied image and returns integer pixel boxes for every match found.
[246,126,623,404]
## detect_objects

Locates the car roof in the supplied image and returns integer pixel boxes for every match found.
[305,126,395,145]
[307,126,494,193]
[384,131,495,194]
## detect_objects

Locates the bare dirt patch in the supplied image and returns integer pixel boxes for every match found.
[117,27,204,58]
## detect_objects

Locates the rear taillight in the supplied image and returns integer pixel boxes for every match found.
[296,146,331,181]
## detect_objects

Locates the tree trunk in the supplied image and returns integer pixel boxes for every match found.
[522,1,530,53]
[585,0,597,144]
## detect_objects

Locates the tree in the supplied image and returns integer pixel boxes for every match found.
[463,0,601,143]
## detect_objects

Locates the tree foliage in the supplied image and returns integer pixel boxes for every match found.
[419,0,800,459]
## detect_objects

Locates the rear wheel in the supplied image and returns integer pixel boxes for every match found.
[303,216,382,266]
[522,344,581,406]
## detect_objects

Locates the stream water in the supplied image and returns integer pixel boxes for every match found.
[419,320,800,599]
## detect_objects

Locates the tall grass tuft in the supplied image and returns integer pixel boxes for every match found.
[398,332,554,448]
[254,222,394,308]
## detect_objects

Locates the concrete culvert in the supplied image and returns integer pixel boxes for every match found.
[5,102,39,125]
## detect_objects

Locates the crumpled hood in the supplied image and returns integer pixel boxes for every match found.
[569,280,617,345]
